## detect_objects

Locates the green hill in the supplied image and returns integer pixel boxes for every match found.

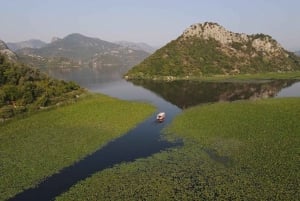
[125,22,300,79]
[0,52,83,120]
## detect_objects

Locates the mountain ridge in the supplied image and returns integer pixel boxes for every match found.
[115,41,157,53]
[7,39,47,51]
[16,33,150,71]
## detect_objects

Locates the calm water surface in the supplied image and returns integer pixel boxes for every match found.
[276,81,300,97]
[10,68,300,201]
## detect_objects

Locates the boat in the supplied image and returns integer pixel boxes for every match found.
[156,112,166,122]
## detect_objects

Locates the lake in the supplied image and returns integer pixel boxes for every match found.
[11,68,300,201]
[45,67,300,107]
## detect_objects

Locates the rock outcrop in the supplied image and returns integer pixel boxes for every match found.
[183,22,248,44]
[183,22,286,57]
[0,40,18,62]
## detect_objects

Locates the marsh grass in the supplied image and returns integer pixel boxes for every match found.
[56,98,300,201]
[0,94,155,200]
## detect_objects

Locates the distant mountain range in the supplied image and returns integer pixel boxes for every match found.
[7,39,47,51]
[126,22,300,79]
[6,38,157,53]
[114,41,157,53]
[14,33,150,73]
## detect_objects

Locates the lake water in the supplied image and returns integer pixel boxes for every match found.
[276,81,300,97]
[44,67,300,106]
[10,68,300,200]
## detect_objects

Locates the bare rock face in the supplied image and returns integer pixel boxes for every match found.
[0,40,18,62]
[182,22,286,57]
[0,40,8,50]
[251,37,286,56]
[183,22,248,44]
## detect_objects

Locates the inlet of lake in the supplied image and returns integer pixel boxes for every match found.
[10,67,300,201]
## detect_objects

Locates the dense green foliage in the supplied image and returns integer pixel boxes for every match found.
[0,94,155,200]
[125,35,300,79]
[0,54,83,120]
[57,98,299,201]
[126,37,225,78]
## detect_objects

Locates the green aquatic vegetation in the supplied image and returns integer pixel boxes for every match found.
[0,94,155,200]
[57,98,300,201]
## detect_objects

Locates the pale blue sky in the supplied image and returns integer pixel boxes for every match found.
[1,0,299,50]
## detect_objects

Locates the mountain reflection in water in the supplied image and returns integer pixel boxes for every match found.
[43,67,299,108]
[131,79,297,109]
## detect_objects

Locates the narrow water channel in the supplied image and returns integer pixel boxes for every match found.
[10,80,182,201]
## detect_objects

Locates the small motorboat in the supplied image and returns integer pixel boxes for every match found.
[156,112,166,122]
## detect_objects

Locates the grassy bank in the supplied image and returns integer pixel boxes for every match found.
[125,71,300,81]
[57,98,299,201]
[0,94,155,200]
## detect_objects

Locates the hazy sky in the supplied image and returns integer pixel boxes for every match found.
[1,0,299,50]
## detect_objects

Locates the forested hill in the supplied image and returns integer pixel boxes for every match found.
[125,22,300,79]
[0,53,83,120]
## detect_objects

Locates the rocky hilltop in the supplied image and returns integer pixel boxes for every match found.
[183,22,287,58]
[125,22,300,79]
[0,40,18,62]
